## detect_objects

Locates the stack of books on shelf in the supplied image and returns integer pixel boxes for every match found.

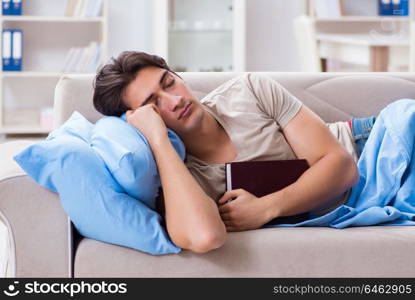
[2,0,22,16]
[65,0,103,17]
[62,41,101,73]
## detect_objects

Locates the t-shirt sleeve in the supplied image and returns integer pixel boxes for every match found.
[246,73,302,128]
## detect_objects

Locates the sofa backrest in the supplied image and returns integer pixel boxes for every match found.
[54,72,415,127]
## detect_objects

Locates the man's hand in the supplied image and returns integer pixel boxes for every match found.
[218,189,275,232]
[126,104,167,145]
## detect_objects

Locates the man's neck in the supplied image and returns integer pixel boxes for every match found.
[181,111,226,161]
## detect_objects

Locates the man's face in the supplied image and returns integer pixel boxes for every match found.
[123,66,205,135]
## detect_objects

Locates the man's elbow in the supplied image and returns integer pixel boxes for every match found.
[172,225,227,254]
[340,151,359,188]
[189,229,227,253]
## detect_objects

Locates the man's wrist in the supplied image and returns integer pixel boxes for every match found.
[262,191,283,220]
[148,132,170,149]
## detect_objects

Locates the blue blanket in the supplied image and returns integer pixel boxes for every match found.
[265,99,415,228]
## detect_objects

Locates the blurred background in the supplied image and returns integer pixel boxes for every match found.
[0,0,413,142]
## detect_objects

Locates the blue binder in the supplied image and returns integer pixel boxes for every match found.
[2,0,12,15]
[378,0,392,16]
[10,0,21,15]
[2,30,12,71]
[11,30,22,71]
[392,0,409,16]
[2,29,22,71]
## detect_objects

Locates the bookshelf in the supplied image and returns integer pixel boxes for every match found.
[153,0,246,72]
[0,0,108,135]
[298,0,415,72]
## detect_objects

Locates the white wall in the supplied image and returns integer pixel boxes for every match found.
[108,0,154,59]
[246,0,306,71]
[108,0,305,71]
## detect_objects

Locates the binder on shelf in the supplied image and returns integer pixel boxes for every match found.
[11,30,22,71]
[379,0,392,16]
[10,0,21,15]
[392,0,408,16]
[2,29,23,71]
[2,0,11,15]
[379,0,408,16]
[2,30,12,71]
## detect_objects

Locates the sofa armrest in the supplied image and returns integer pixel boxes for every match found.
[0,141,71,277]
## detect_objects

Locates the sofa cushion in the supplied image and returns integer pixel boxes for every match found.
[55,73,415,127]
[74,226,415,277]
[0,140,34,181]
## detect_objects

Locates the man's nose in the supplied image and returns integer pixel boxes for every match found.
[162,92,183,111]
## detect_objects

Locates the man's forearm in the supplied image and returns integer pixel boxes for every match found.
[264,151,358,218]
[150,136,226,251]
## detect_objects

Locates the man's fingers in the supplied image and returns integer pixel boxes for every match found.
[220,212,231,220]
[223,220,233,227]
[150,103,160,114]
[226,226,237,232]
[218,190,240,204]
[218,204,230,213]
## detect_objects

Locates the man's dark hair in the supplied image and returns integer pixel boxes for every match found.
[93,51,174,116]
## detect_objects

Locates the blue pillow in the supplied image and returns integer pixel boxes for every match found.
[14,111,182,255]
[90,113,185,209]
[46,111,93,144]
[17,111,94,193]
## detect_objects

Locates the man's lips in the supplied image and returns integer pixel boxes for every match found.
[179,103,192,119]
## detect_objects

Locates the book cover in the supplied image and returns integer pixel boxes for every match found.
[225,159,311,225]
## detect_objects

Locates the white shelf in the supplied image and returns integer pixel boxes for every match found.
[169,28,233,33]
[315,16,411,22]
[1,16,104,22]
[2,71,64,78]
[317,33,410,46]
[1,71,94,78]
[0,0,109,135]
[299,0,415,72]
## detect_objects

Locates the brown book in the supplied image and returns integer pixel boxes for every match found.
[225,159,311,225]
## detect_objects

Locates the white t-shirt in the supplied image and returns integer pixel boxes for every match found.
[185,73,357,216]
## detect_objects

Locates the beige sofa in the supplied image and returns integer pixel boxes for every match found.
[1,72,415,278]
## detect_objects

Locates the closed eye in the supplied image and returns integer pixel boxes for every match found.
[165,78,175,88]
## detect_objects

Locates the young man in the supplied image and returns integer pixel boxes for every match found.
[93,51,359,253]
